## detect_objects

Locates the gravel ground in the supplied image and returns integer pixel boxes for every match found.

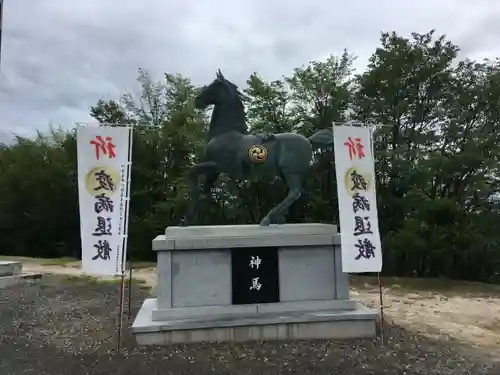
[0,276,496,375]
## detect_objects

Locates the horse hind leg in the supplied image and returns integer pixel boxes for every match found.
[260,173,304,226]
[201,170,220,197]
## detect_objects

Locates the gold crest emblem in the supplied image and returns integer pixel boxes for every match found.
[248,145,268,164]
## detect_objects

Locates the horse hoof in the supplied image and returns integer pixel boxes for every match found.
[259,217,271,226]
[179,218,188,227]
[275,216,286,224]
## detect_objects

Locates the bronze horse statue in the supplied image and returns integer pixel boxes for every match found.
[180,70,334,226]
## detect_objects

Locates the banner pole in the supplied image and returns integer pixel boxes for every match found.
[0,0,4,70]
[370,127,385,345]
[377,272,385,346]
[117,272,126,352]
[124,127,134,318]
[127,259,133,317]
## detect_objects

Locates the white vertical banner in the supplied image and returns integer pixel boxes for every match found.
[77,126,133,276]
[333,125,382,273]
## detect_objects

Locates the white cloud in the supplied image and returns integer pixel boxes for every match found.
[0,0,499,140]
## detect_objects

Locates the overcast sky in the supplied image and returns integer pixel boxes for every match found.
[0,0,499,142]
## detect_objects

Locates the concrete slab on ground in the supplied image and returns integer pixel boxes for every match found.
[0,261,22,277]
[0,273,43,289]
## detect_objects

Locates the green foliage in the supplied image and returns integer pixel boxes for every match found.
[1,32,500,283]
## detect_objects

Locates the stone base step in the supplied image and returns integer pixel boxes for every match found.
[132,298,377,345]
[0,261,22,277]
[0,272,43,289]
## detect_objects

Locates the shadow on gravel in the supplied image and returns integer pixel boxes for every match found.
[0,275,496,375]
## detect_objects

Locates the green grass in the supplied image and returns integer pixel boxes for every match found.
[0,255,78,266]
[62,274,147,286]
[0,256,155,269]
[127,261,156,269]
[40,257,79,266]
[350,275,500,297]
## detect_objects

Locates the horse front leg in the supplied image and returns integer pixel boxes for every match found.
[179,161,218,226]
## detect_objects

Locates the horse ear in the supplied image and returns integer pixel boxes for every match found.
[217,69,224,80]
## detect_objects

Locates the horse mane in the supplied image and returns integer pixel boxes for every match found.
[220,79,248,134]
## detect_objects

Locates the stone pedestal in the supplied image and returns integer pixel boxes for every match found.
[131,224,377,345]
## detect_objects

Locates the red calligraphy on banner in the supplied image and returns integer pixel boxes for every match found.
[344,137,365,160]
[90,136,116,161]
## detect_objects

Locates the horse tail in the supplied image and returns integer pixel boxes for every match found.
[308,128,334,150]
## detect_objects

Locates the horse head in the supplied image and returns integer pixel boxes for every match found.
[195,70,245,109]
[195,70,248,136]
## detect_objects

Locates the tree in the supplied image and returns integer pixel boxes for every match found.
[354,30,500,281]
[286,50,355,134]
[244,73,292,134]
[354,30,458,228]
[0,128,79,257]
